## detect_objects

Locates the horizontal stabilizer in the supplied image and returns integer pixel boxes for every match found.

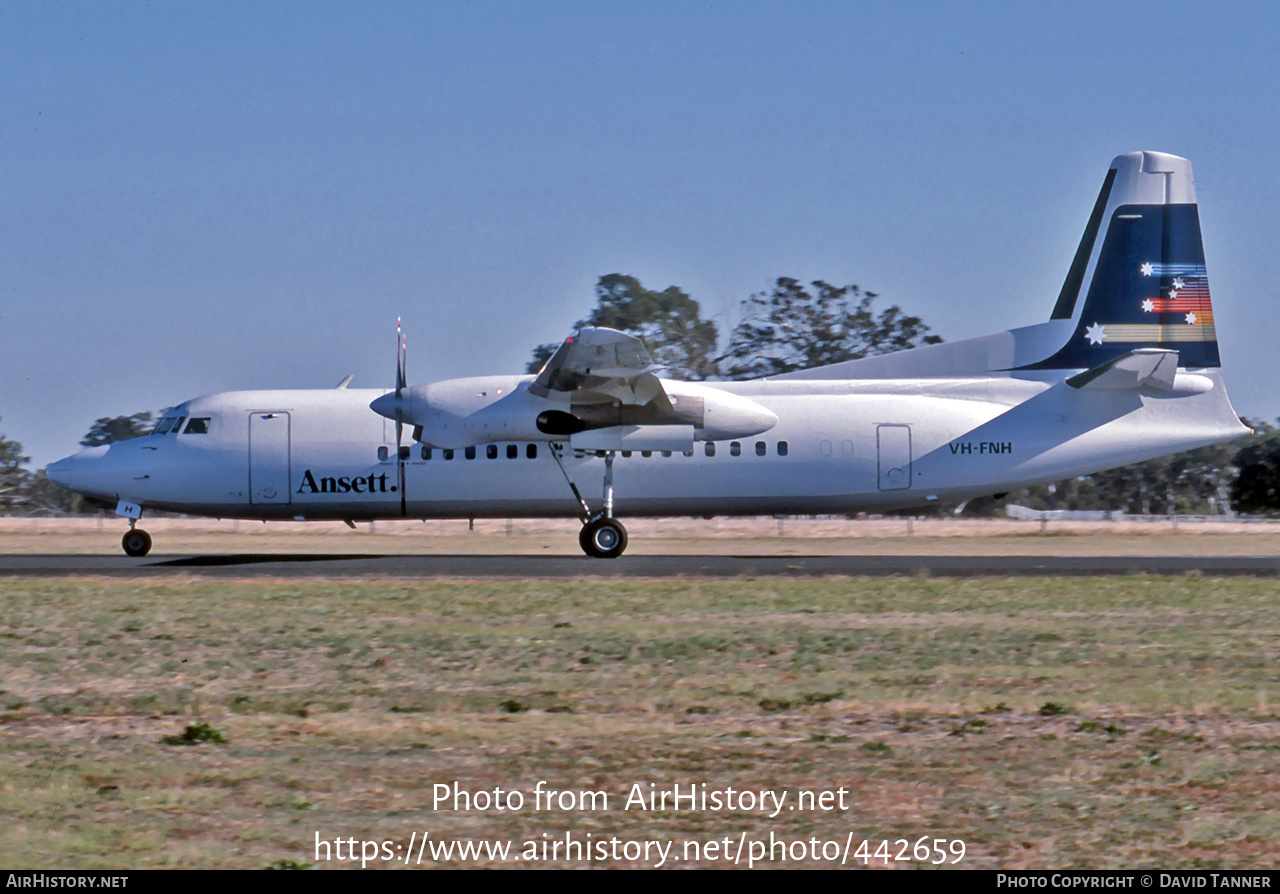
[1066,348,1178,391]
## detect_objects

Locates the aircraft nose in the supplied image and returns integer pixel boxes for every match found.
[45,446,110,493]
[45,458,72,489]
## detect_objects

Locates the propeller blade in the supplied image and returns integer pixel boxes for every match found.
[395,318,408,516]
[396,317,406,397]
[394,319,406,447]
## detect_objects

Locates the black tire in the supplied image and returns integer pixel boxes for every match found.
[121,529,152,557]
[580,517,627,559]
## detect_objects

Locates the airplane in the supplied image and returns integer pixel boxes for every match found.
[46,151,1248,559]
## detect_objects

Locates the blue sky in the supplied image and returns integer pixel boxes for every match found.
[4,1,1278,467]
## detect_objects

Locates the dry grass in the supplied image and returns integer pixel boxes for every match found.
[2,575,1279,869]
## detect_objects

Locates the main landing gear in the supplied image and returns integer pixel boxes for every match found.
[551,445,628,559]
[121,522,152,557]
[579,516,628,559]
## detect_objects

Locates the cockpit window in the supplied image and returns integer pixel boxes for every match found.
[151,414,195,435]
[183,418,211,434]
[151,414,193,436]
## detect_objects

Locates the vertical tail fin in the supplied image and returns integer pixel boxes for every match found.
[1022,151,1221,370]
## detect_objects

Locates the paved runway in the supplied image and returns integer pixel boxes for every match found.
[3,553,1279,577]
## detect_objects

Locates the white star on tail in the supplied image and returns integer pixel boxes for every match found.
[1142,299,1155,313]
[1140,262,1154,276]
[1185,312,1198,325]
[1085,323,1107,344]
[1173,277,1185,289]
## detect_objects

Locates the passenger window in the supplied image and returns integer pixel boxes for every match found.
[778,441,788,456]
[842,439,854,456]
[443,449,454,460]
[377,446,389,461]
[705,443,716,457]
[641,450,652,458]
[730,442,741,456]
[487,444,498,459]
[820,440,832,456]
[621,450,632,458]
[661,451,672,458]
[526,443,537,459]
[507,444,518,459]
[755,441,766,456]
[183,418,211,434]
[422,446,432,460]
[398,446,411,460]
[683,450,693,457]
[465,446,476,460]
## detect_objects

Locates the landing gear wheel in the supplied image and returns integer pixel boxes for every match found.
[580,517,627,559]
[121,529,152,557]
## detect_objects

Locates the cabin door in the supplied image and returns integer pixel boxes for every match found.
[249,412,292,504]
[877,424,912,491]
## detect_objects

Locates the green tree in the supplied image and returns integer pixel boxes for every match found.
[528,274,720,380]
[80,412,154,447]
[717,278,943,380]
[1230,420,1280,515]
[0,422,33,516]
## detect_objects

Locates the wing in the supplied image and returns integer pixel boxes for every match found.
[529,327,670,407]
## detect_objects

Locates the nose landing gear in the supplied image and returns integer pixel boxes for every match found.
[118,505,152,557]
[121,526,152,557]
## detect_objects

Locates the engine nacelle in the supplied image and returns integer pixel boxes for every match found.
[666,381,777,441]
[371,376,777,449]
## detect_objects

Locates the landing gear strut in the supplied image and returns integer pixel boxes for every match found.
[121,523,152,558]
[551,445,629,559]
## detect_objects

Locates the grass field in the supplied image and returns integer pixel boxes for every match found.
[2,574,1278,869]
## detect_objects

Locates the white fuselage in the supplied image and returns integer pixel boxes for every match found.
[48,370,1245,522]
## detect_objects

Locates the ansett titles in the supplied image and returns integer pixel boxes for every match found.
[297,470,396,494]
[949,441,1013,455]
